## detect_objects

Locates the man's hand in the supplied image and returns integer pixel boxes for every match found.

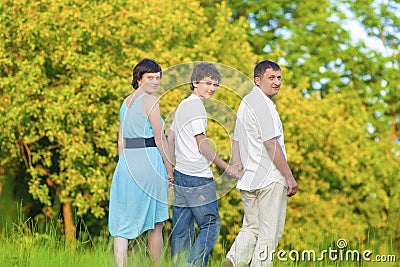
[286,175,298,197]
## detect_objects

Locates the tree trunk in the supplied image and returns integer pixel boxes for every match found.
[62,201,76,240]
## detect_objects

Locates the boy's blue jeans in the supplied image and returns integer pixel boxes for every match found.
[171,170,221,267]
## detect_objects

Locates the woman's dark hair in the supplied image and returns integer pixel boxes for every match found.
[254,60,280,79]
[131,58,162,89]
[190,62,221,90]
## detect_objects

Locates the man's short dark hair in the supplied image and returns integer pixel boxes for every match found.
[190,62,221,90]
[254,60,280,79]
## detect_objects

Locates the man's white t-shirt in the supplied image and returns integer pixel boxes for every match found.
[234,86,288,191]
[170,94,213,177]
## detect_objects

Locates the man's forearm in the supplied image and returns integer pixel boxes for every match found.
[231,140,241,165]
[264,138,292,177]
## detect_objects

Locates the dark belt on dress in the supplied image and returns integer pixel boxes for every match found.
[125,137,157,149]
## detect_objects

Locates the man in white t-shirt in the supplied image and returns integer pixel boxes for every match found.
[168,62,243,267]
[223,60,298,267]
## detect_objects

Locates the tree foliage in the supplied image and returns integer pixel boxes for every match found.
[219,0,400,149]
[278,85,399,249]
[0,0,255,238]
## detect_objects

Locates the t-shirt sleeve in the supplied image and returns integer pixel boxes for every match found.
[185,99,207,136]
[190,117,206,136]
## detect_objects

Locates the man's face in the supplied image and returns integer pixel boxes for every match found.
[193,76,220,100]
[255,68,281,98]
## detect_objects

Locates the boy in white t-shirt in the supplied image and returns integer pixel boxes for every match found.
[168,62,243,266]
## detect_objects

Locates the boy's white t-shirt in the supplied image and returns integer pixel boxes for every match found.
[170,94,213,177]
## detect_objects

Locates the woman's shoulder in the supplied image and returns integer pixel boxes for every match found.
[142,94,159,107]
[120,96,129,110]
[125,93,135,106]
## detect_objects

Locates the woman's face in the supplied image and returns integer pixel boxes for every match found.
[138,72,161,94]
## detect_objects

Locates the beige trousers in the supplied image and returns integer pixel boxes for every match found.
[226,182,287,267]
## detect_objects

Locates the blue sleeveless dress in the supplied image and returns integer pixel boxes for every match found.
[108,94,169,239]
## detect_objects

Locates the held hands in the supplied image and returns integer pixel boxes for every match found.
[225,162,244,180]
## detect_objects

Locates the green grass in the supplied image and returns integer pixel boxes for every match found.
[0,216,110,267]
[0,215,398,267]
[0,214,220,267]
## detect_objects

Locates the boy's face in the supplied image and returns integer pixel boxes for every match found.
[192,76,219,100]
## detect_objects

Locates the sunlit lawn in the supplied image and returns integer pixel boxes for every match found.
[0,216,397,267]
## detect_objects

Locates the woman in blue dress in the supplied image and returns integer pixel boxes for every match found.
[109,58,173,266]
